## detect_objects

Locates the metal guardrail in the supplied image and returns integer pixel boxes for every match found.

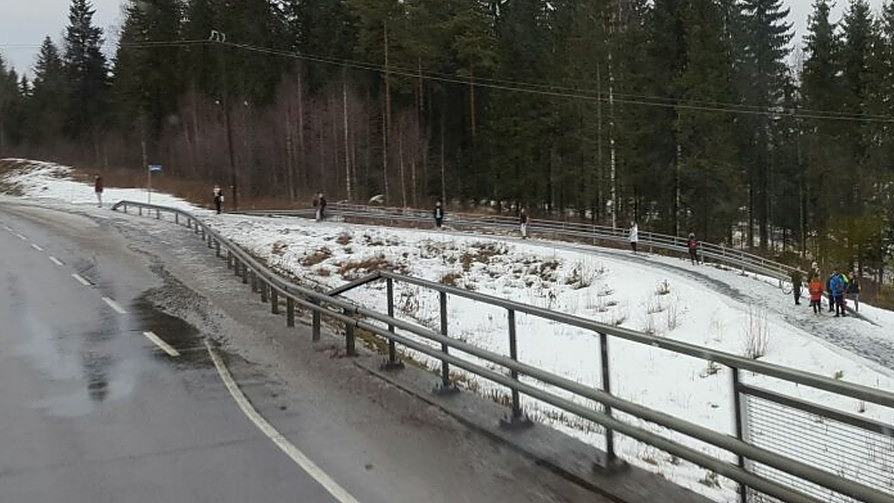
[111,200,894,503]
[237,203,797,284]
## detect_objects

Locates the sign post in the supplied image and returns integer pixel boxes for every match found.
[147,164,162,203]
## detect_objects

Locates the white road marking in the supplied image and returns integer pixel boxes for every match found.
[30,243,44,252]
[48,256,64,266]
[142,331,180,357]
[14,233,27,241]
[71,273,92,286]
[101,297,128,315]
[204,341,359,503]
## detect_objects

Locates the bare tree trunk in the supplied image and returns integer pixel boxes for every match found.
[440,111,446,205]
[285,94,296,203]
[597,64,603,222]
[383,21,392,203]
[297,72,306,198]
[469,71,476,137]
[608,51,617,229]
[398,119,407,207]
[342,75,353,201]
[381,95,389,202]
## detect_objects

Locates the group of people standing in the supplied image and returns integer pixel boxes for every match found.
[792,264,861,317]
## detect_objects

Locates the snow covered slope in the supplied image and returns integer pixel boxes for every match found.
[4,159,893,501]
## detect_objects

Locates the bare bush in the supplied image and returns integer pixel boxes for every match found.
[336,232,352,245]
[665,296,680,330]
[742,307,769,359]
[440,272,462,286]
[565,260,605,289]
[655,279,671,296]
[643,296,665,314]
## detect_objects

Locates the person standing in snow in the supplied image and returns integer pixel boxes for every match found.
[519,208,529,239]
[808,276,823,314]
[94,174,104,208]
[829,269,847,317]
[314,193,327,221]
[687,232,699,265]
[826,274,835,312]
[212,185,224,214]
[790,268,803,305]
[628,222,639,254]
[847,272,861,312]
[433,200,444,229]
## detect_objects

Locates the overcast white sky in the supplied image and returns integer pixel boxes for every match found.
[0,0,887,77]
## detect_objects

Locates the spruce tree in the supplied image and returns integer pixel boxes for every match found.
[62,0,109,144]
[740,0,793,249]
[676,0,742,242]
[801,0,844,231]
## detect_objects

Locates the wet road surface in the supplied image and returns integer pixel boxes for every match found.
[0,201,608,503]
[0,206,338,501]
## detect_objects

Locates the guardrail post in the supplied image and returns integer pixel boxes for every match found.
[227,251,233,269]
[433,291,458,395]
[271,288,279,314]
[242,265,248,284]
[174,213,179,225]
[312,300,321,341]
[286,297,294,327]
[139,207,143,216]
[501,308,532,429]
[251,272,258,293]
[260,280,268,303]
[381,277,403,370]
[215,240,221,257]
[599,332,620,468]
[156,209,160,219]
[201,227,206,241]
[123,203,127,213]
[344,309,356,356]
[732,367,748,503]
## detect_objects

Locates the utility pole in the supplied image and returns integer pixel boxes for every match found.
[213,30,238,210]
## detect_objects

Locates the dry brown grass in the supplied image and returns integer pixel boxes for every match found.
[301,247,332,267]
[440,272,463,286]
[337,254,407,280]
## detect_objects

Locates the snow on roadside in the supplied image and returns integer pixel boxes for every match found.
[204,213,894,501]
[0,159,207,215]
[5,159,894,501]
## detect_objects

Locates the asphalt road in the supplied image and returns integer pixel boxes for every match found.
[0,201,606,503]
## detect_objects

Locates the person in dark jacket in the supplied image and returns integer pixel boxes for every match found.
[519,208,529,239]
[213,185,224,214]
[789,269,803,305]
[847,272,861,313]
[687,233,699,265]
[314,193,327,221]
[433,200,444,229]
[94,174,104,208]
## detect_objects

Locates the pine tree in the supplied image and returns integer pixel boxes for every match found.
[838,0,877,215]
[62,0,109,145]
[112,0,185,141]
[676,0,743,243]
[801,0,844,232]
[740,0,793,249]
[30,37,67,145]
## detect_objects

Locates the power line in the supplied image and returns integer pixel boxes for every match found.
[84,38,894,124]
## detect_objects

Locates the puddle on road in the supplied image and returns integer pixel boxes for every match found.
[131,294,211,367]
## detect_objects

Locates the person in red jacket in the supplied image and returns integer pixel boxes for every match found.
[94,174,104,208]
[808,276,824,314]
[687,232,699,265]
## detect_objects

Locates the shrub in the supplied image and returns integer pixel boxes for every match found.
[742,307,769,359]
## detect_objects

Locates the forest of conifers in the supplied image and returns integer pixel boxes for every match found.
[0,0,893,277]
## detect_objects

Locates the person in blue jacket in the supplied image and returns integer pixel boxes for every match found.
[829,269,848,318]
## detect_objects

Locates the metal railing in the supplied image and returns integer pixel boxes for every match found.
[237,203,796,283]
[111,200,894,503]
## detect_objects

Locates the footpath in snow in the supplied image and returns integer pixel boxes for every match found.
[3,159,893,502]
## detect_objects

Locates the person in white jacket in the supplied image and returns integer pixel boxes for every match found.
[628,222,639,254]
